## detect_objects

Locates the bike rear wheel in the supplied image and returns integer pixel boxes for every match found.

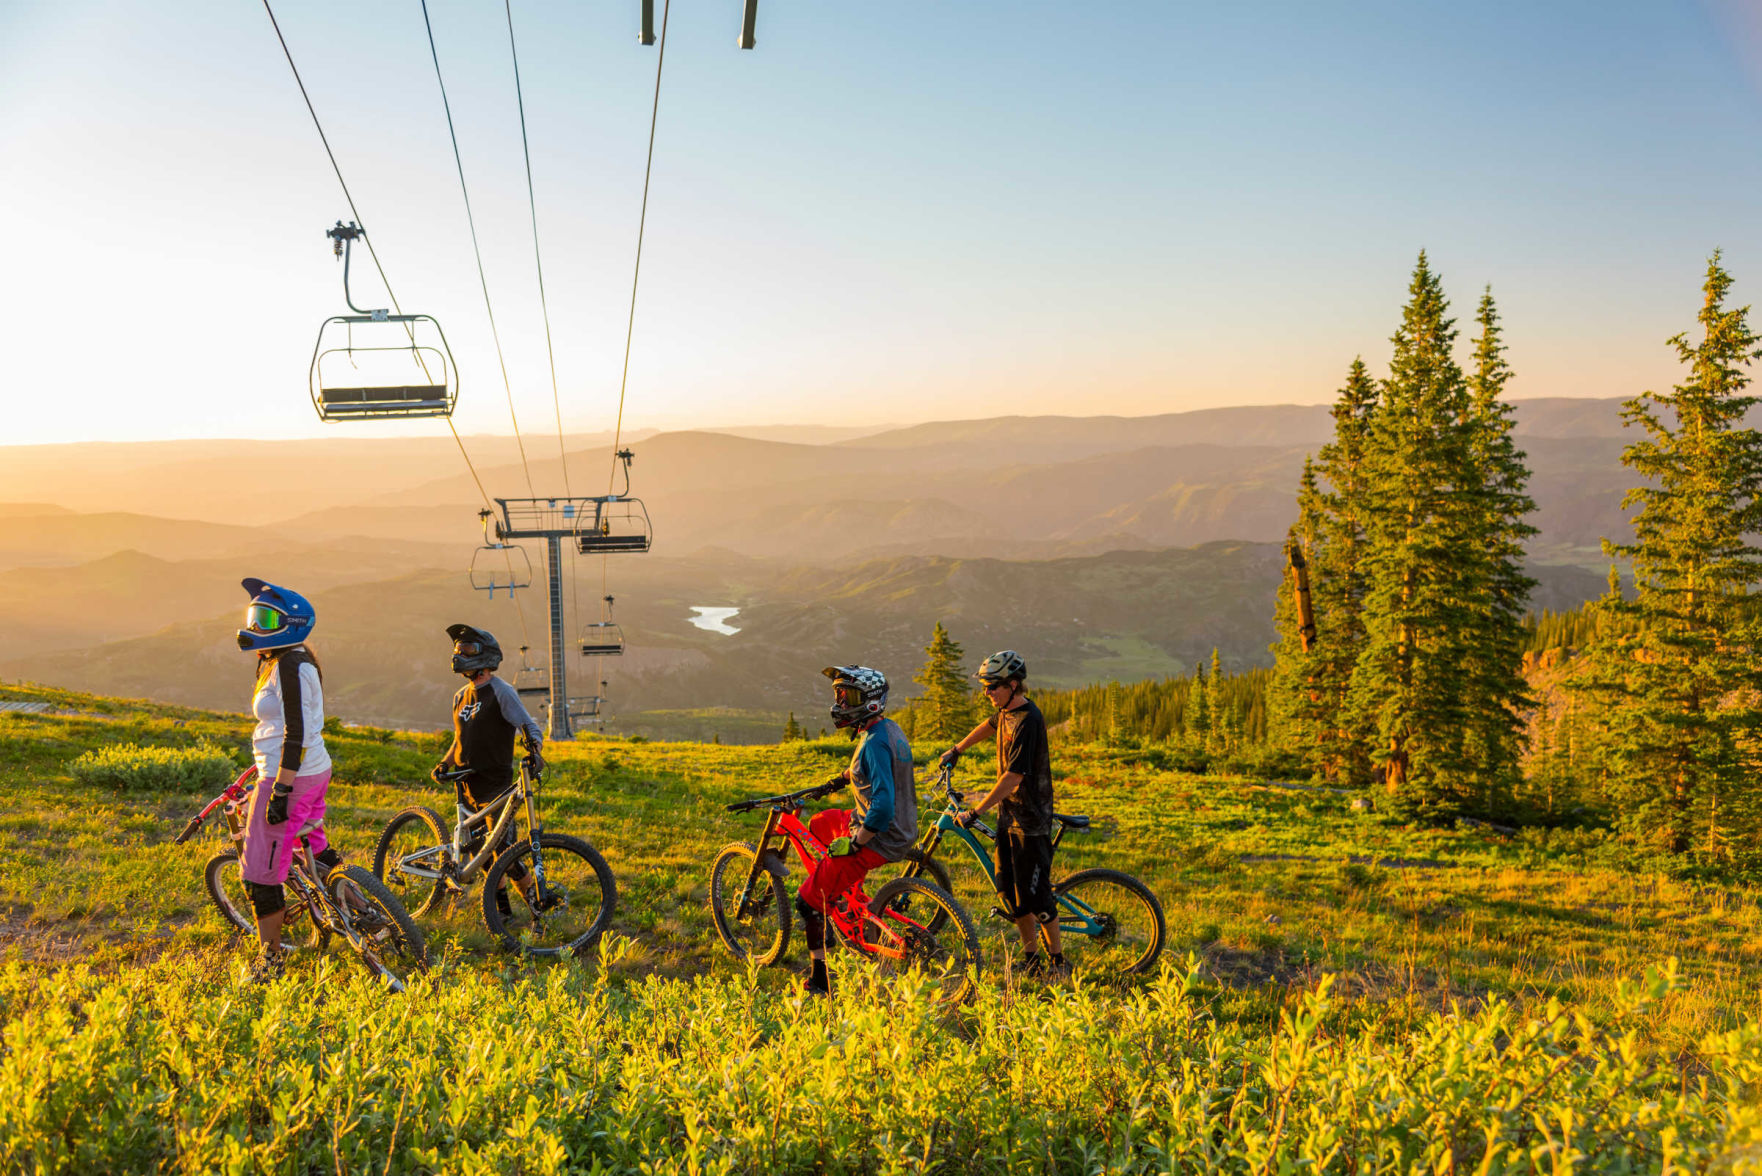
[371,805,450,919]
[708,841,791,966]
[326,864,427,991]
[482,833,617,958]
[858,877,980,1006]
[1051,867,1166,979]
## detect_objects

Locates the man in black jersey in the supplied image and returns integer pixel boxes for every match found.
[938,649,1065,977]
[435,624,545,921]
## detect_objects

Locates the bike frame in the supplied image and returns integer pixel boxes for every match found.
[387,763,552,899]
[910,770,1113,942]
[182,768,389,964]
[731,791,927,962]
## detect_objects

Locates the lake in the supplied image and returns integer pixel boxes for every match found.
[689,606,740,635]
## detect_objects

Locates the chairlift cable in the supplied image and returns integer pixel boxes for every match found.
[608,0,671,494]
[419,0,537,499]
[503,0,572,500]
[262,0,424,372]
[501,0,587,660]
[261,0,533,652]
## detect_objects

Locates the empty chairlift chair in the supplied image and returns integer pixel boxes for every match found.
[512,646,550,710]
[579,595,625,657]
[575,449,652,555]
[470,511,533,599]
[309,222,458,422]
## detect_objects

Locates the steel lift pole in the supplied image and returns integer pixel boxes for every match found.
[544,535,569,741]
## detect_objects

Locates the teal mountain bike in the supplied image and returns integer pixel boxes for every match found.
[894,766,1166,979]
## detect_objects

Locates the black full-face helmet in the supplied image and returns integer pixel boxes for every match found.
[447,623,503,675]
[822,664,888,729]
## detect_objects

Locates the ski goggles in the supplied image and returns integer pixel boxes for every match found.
[453,640,483,657]
[832,684,867,708]
[245,603,287,633]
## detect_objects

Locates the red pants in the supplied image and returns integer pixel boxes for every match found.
[797,808,886,911]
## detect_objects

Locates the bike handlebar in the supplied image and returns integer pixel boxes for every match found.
[172,815,205,845]
[725,775,846,813]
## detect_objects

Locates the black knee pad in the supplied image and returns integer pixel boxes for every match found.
[313,847,343,873]
[795,895,825,949]
[247,881,286,918]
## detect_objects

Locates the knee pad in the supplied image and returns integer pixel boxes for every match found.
[312,846,343,873]
[247,881,286,918]
[794,894,820,923]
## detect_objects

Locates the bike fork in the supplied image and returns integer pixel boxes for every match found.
[736,810,783,919]
[524,783,549,900]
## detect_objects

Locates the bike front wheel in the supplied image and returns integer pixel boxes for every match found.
[872,848,953,934]
[326,864,427,991]
[859,877,980,1007]
[1051,867,1166,979]
[483,833,617,958]
[708,841,791,967]
[202,850,255,935]
[371,805,450,919]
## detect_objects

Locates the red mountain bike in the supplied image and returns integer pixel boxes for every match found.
[708,777,980,1004]
[176,767,428,990]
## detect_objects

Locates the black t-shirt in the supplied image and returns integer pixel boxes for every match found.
[996,699,1054,837]
[446,677,543,804]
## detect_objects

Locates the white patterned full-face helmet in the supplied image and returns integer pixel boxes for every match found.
[822,664,888,729]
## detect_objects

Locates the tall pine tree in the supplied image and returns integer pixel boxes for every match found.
[1457,290,1538,811]
[1586,253,1762,859]
[1346,252,1480,809]
[912,621,978,743]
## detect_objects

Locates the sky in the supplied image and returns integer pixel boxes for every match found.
[2,0,1760,447]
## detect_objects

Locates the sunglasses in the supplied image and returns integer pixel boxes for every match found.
[245,603,286,633]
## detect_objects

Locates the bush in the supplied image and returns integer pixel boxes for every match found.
[67,741,237,793]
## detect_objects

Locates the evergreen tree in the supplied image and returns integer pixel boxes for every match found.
[1585,253,1762,859]
[912,621,978,743]
[1270,360,1380,786]
[1346,252,1480,809]
[1458,290,1538,811]
[782,712,804,742]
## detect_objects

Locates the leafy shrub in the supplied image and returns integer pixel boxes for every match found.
[8,957,1743,1175]
[68,741,237,793]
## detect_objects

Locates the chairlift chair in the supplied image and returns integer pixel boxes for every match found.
[512,645,549,704]
[579,595,625,657]
[309,222,459,422]
[469,511,533,598]
[574,449,653,555]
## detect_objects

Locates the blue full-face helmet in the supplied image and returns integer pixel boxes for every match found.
[236,578,316,652]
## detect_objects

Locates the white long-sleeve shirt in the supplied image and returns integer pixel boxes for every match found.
[251,648,332,780]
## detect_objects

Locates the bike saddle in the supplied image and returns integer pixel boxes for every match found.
[1053,812,1091,831]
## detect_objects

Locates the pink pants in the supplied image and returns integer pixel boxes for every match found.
[240,769,333,885]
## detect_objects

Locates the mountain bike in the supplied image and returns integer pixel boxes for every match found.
[893,765,1167,979]
[708,776,981,1004]
[175,767,428,991]
[372,759,616,957]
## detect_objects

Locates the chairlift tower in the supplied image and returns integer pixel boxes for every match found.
[485,472,652,740]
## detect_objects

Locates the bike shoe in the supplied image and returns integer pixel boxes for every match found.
[803,963,834,998]
[247,949,287,986]
[1017,952,1048,980]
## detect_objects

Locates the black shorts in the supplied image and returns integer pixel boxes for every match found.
[996,826,1055,920]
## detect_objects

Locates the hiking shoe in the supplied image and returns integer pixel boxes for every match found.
[803,964,833,998]
[1018,952,1048,979]
[247,950,286,985]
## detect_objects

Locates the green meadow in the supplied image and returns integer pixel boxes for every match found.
[3,681,1761,1173]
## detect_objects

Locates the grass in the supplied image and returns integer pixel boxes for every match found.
[3,680,1762,1171]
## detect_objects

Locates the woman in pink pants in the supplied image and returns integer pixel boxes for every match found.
[235,578,334,984]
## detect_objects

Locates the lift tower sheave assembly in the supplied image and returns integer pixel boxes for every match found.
[488,493,651,740]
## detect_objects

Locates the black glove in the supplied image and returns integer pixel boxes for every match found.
[430,762,448,785]
[525,750,545,778]
[265,784,292,826]
[955,808,979,829]
[939,747,961,769]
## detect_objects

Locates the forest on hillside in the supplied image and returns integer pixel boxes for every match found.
[896,253,1762,877]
